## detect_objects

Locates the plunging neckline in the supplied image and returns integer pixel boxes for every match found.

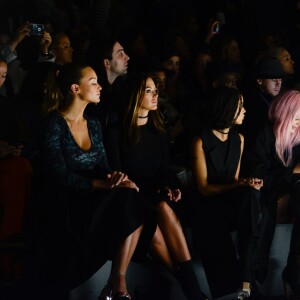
[61,114,93,152]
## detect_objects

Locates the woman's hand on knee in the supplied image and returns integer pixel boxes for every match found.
[107,171,128,188]
[117,179,139,192]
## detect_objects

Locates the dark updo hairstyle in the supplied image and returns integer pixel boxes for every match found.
[43,62,89,116]
[207,86,242,129]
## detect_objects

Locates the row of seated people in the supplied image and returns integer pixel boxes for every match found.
[2,53,300,299]
[0,16,299,299]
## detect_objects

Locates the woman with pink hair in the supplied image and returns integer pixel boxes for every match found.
[247,89,300,297]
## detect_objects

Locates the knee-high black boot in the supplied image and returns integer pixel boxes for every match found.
[176,260,208,300]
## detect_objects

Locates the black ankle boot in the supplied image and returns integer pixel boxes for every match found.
[176,260,208,300]
[282,256,300,299]
[254,262,268,285]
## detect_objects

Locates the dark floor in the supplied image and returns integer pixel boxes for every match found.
[0,247,290,300]
[0,228,291,300]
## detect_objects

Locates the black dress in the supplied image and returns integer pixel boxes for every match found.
[190,127,242,250]
[189,127,261,297]
[38,112,156,289]
[106,123,178,205]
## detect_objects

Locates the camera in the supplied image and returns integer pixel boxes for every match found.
[29,23,44,36]
[213,23,220,33]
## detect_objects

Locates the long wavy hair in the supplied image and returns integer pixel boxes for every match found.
[123,74,165,144]
[268,90,300,166]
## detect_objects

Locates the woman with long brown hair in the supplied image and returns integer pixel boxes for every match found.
[106,73,208,299]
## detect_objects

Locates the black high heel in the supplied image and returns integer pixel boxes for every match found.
[282,266,300,299]
[98,285,113,300]
[254,263,268,284]
[112,292,131,300]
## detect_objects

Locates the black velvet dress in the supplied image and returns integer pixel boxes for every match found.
[38,112,156,289]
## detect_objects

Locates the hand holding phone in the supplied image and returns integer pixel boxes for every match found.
[29,23,44,36]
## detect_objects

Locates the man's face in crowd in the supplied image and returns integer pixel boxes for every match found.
[107,42,130,76]
[257,78,282,97]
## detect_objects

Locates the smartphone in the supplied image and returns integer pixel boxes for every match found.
[29,23,44,36]
[213,23,220,33]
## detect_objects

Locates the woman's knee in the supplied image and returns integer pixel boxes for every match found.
[151,226,165,247]
[156,201,172,214]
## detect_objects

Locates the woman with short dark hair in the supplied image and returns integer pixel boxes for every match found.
[190,86,263,299]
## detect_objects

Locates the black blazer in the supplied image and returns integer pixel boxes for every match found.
[247,121,300,205]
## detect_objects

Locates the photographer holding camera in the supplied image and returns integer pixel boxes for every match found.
[0,21,56,97]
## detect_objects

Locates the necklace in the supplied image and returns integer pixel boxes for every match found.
[138,115,148,119]
[214,129,230,134]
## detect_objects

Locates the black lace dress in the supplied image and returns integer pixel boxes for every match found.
[38,112,156,289]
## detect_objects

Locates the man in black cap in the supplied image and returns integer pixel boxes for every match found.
[240,57,286,150]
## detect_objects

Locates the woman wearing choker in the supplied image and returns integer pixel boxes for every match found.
[106,74,208,299]
[189,86,263,299]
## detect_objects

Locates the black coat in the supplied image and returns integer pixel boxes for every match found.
[248,121,300,205]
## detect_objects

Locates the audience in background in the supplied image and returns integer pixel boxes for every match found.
[241,57,286,150]
[1,1,300,299]
[0,56,32,283]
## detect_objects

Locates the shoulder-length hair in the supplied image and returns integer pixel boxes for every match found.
[207,86,242,129]
[123,74,165,144]
[268,90,300,166]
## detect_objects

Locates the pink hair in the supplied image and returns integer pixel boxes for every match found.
[268,90,300,166]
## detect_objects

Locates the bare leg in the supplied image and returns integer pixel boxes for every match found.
[110,225,143,294]
[156,201,207,299]
[149,226,177,273]
[156,201,191,262]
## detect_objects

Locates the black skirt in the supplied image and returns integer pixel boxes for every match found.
[38,186,157,289]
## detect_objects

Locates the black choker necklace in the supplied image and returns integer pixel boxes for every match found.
[138,115,148,119]
[214,129,230,134]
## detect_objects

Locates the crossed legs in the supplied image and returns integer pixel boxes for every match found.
[107,225,144,296]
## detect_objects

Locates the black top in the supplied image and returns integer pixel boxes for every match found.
[85,75,129,132]
[106,123,175,195]
[240,85,274,150]
[199,127,241,185]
